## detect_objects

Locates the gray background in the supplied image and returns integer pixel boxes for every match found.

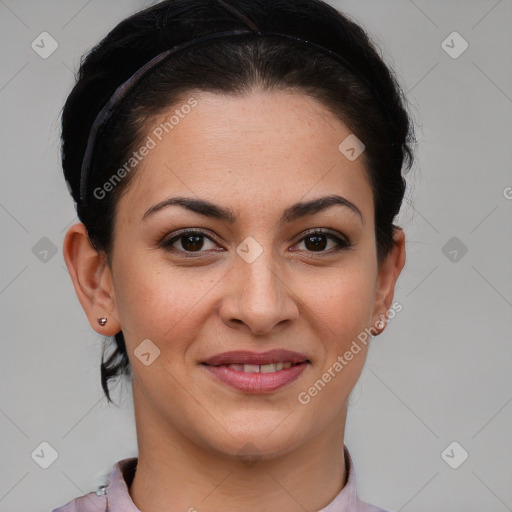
[1,1,511,511]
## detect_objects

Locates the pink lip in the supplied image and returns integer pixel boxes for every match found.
[201,349,310,393]
[203,362,309,393]
[202,349,310,366]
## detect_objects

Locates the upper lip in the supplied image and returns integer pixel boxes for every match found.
[202,349,310,366]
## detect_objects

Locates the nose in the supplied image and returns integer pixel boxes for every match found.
[219,244,299,337]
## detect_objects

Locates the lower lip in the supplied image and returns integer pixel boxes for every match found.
[202,362,308,393]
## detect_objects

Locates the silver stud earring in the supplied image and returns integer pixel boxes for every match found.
[97,317,107,326]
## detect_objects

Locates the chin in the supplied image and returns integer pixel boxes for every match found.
[205,416,310,460]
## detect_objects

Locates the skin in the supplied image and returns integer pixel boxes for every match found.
[63,89,405,512]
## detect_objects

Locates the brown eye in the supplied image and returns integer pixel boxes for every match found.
[303,233,330,251]
[160,228,352,258]
[179,233,206,251]
[161,229,219,255]
[294,229,352,253]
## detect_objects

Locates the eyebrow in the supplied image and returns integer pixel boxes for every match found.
[141,194,364,224]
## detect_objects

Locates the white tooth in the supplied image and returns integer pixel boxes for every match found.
[228,364,244,371]
[260,363,277,373]
[282,362,292,369]
[274,362,284,371]
[243,364,260,373]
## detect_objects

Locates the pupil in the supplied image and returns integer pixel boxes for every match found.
[182,235,203,251]
[305,234,326,251]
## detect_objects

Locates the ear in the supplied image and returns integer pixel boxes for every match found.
[371,227,406,334]
[63,222,121,336]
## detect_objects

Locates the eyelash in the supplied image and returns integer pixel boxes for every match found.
[159,228,353,258]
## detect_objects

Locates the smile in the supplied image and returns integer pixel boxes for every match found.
[202,361,309,393]
[221,362,294,373]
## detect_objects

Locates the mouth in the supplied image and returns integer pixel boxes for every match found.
[210,361,302,373]
[201,349,310,367]
[201,349,310,393]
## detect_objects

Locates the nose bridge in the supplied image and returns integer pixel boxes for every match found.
[221,234,298,334]
[236,236,283,305]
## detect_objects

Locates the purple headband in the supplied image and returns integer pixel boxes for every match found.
[78,29,395,207]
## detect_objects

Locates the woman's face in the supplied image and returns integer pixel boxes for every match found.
[100,90,403,459]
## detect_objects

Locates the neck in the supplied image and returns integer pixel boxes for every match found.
[129,388,348,512]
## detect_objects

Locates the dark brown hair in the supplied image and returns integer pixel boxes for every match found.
[61,0,415,403]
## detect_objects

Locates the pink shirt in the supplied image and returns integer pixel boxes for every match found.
[51,445,389,511]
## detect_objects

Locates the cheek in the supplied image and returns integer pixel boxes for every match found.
[292,277,374,427]
[112,256,220,350]
[299,262,377,338]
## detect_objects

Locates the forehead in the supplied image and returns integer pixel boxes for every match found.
[118,89,374,223]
